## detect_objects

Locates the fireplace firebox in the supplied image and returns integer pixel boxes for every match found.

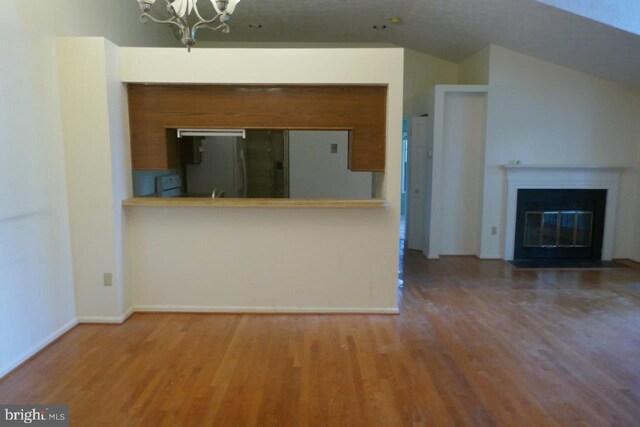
[514,189,607,260]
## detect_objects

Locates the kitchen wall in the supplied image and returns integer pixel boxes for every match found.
[0,1,174,377]
[133,170,180,196]
[289,131,373,199]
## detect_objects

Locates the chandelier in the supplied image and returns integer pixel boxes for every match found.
[136,0,241,51]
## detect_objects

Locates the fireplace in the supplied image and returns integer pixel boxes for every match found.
[502,165,623,261]
[514,189,606,260]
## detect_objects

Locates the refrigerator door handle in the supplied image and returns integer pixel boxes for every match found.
[239,149,248,198]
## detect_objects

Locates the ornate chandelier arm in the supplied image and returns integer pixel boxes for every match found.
[140,0,184,30]
[191,1,225,38]
[191,16,226,38]
[193,23,229,39]
[140,12,182,27]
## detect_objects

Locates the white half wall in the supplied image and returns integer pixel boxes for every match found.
[128,207,396,312]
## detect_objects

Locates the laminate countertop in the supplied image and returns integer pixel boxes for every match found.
[122,198,388,208]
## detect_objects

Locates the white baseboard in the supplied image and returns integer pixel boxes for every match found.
[77,307,135,324]
[121,307,135,322]
[134,305,400,314]
[0,318,78,379]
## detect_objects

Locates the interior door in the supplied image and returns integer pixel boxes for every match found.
[406,117,430,251]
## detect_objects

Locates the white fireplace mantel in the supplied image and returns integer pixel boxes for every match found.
[501,165,626,261]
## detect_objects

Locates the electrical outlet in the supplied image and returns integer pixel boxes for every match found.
[103,273,113,287]
[331,143,338,154]
[491,226,498,236]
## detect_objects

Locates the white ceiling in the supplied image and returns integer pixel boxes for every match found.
[148,0,640,88]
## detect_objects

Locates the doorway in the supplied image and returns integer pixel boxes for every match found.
[400,118,410,245]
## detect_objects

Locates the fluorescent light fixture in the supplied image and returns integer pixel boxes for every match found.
[177,129,247,138]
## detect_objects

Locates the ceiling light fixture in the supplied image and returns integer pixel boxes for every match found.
[136,0,241,51]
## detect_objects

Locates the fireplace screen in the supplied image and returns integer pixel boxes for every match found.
[524,211,593,248]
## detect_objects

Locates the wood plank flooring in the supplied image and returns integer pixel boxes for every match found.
[2,252,640,426]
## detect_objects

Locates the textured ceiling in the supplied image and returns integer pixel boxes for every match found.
[143,0,640,88]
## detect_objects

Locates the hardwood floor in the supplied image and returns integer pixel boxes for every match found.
[2,252,640,426]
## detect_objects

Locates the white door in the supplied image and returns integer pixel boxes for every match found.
[406,117,430,251]
[439,92,486,255]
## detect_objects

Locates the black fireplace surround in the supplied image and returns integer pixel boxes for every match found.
[514,189,607,260]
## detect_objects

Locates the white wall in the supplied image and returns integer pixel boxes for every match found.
[128,206,397,312]
[458,47,490,85]
[439,93,487,256]
[0,3,75,378]
[57,38,133,322]
[289,131,372,199]
[403,49,459,116]
[57,46,404,313]
[479,45,640,259]
[0,1,173,377]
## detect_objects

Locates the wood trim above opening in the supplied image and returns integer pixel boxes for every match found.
[127,84,387,172]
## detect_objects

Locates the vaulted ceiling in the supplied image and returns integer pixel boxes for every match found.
[140,0,640,89]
